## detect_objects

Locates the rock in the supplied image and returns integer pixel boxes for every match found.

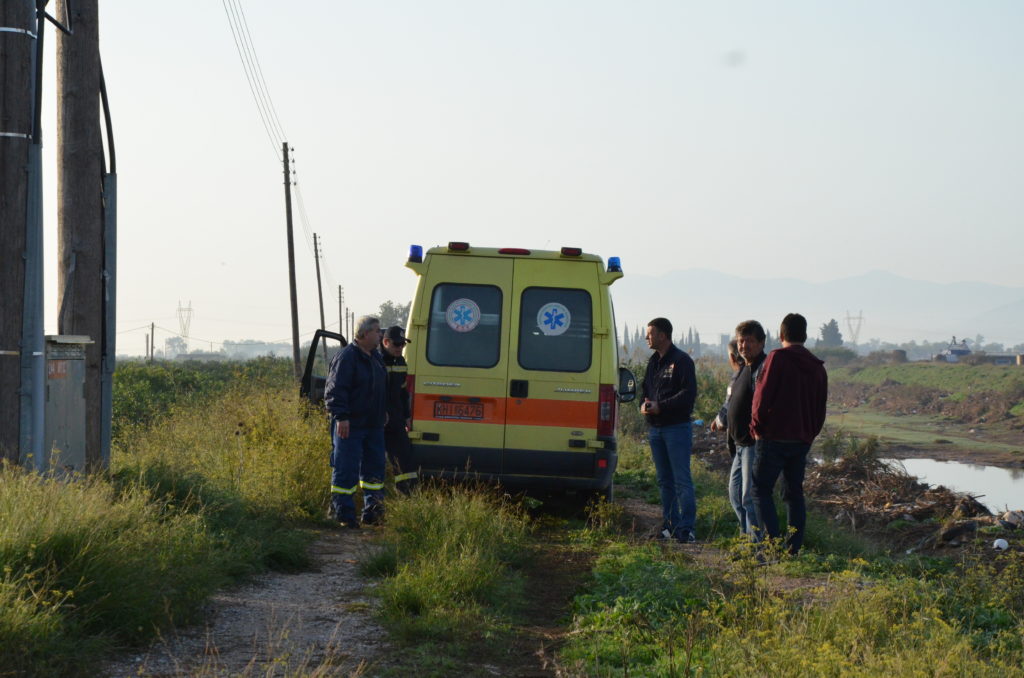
[901,514,916,522]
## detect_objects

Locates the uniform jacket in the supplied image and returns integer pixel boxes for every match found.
[325,343,387,428]
[750,344,827,444]
[642,345,697,427]
[380,349,411,431]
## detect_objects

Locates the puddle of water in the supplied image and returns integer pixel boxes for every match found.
[881,457,1024,513]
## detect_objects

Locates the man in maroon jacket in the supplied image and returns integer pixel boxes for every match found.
[750,313,827,555]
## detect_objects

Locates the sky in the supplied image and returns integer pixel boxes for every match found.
[37,1,1024,354]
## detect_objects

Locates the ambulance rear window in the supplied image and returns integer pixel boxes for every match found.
[426,283,503,368]
[518,287,592,372]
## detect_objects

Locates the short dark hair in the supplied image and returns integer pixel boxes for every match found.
[734,319,766,343]
[647,317,672,337]
[779,313,808,343]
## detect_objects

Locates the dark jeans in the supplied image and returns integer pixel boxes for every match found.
[751,439,811,554]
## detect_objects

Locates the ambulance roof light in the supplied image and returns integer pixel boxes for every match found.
[448,241,470,251]
[560,247,583,257]
[608,257,622,272]
[408,244,423,263]
[498,248,531,255]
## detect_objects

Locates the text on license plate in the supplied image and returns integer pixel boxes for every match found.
[434,402,484,420]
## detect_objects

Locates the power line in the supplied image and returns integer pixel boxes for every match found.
[221,0,282,160]
[232,0,288,142]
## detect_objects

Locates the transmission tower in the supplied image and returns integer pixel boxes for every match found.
[845,310,864,346]
[177,300,194,353]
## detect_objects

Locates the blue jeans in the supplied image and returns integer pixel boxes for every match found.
[330,425,386,523]
[729,444,760,537]
[648,422,696,539]
[751,439,811,554]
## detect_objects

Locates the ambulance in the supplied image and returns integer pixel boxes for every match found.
[402,242,636,500]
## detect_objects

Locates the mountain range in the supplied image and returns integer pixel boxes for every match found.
[611,269,1024,347]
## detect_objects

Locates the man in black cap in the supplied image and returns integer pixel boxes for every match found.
[380,326,418,495]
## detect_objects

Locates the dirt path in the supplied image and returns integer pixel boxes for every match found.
[102,495,838,678]
[103,528,390,677]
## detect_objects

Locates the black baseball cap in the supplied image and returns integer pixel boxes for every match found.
[384,326,410,344]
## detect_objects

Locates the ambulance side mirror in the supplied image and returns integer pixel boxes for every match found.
[617,367,637,403]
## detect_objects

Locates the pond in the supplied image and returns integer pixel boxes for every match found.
[881,457,1024,513]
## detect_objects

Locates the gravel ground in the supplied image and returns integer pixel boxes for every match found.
[102,527,390,677]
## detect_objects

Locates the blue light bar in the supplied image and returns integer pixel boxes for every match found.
[608,256,622,273]
[409,244,423,263]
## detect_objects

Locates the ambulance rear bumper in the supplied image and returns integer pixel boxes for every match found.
[411,439,617,491]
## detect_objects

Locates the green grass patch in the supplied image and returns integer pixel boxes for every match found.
[832,363,1024,395]
[561,541,1024,676]
[362,484,531,663]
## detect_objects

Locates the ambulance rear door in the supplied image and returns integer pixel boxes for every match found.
[503,258,603,480]
[409,255,513,478]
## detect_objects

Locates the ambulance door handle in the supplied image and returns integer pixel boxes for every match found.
[510,380,529,398]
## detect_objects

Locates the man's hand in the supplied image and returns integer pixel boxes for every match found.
[642,399,660,415]
[335,419,350,439]
[710,419,721,432]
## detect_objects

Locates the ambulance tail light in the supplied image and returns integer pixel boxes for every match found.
[598,384,617,437]
[406,375,416,426]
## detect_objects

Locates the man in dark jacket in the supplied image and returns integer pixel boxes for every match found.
[380,326,417,495]
[750,313,828,555]
[642,317,698,543]
[325,316,387,528]
[726,320,768,538]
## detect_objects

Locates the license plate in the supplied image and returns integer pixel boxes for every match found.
[434,401,484,420]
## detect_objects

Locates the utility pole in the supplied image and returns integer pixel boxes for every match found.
[282,142,301,380]
[312,234,328,365]
[56,0,104,471]
[342,286,350,340]
[150,322,155,362]
[0,0,37,464]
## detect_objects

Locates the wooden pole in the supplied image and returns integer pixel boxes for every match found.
[282,142,301,380]
[56,0,104,471]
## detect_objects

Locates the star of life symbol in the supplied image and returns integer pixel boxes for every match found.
[446,298,481,333]
[537,302,571,336]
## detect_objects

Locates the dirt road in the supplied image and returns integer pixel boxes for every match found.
[103,528,389,677]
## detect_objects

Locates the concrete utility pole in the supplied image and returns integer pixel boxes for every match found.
[0,0,37,464]
[313,234,328,365]
[282,142,301,379]
[56,0,104,471]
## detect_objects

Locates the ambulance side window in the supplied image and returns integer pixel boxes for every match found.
[518,287,592,372]
[426,283,503,368]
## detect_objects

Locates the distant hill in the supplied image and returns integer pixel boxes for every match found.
[611,269,1024,346]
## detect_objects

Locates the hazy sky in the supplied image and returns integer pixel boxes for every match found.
[38,1,1024,353]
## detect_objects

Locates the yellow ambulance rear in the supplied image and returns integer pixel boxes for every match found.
[403,242,636,499]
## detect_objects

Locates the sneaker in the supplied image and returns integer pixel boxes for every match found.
[677,532,697,544]
[338,519,360,530]
[658,528,672,540]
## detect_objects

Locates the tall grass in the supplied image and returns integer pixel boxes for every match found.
[1,371,327,676]
[361,485,530,646]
